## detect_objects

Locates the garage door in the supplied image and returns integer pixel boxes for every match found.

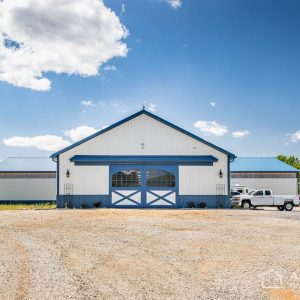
[110,165,177,208]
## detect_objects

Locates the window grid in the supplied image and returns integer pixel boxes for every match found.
[112,169,141,187]
[146,169,175,187]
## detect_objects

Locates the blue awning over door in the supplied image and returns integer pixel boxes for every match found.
[70,155,218,165]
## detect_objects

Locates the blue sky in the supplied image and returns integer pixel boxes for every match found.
[0,0,300,160]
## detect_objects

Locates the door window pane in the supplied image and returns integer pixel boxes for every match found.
[112,169,141,187]
[146,169,175,187]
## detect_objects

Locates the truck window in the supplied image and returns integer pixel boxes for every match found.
[253,190,263,196]
[265,190,271,196]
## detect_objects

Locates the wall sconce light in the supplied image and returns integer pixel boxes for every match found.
[219,169,223,179]
[66,169,70,178]
[141,142,145,149]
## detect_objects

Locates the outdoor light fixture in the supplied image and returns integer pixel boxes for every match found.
[219,169,223,178]
[141,142,145,149]
[66,169,70,178]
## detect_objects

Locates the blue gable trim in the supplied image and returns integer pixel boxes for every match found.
[51,109,236,159]
[70,155,218,165]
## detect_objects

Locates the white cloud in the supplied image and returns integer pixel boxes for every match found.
[3,135,71,151]
[102,65,117,71]
[121,3,126,13]
[167,0,182,8]
[232,130,250,138]
[290,130,300,142]
[210,101,216,107]
[81,100,96,107]
[147,103,156,112]
[194,121,228,136]
[0,0,128,91]
[64,126,98,142]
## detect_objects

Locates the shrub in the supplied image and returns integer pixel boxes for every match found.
[231,203,240,209]
[81,202,88,209]
[188,201,196,208]
[199,202,207,209]
[93,201,101,208]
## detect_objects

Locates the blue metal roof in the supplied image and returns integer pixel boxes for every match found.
[70,155,218,165]
[0,157,56,172]
[51,109,235,159]
[231,157,299,172]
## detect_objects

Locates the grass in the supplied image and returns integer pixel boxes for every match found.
[0,203,56,211]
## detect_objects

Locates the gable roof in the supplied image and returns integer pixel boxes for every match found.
[0,157,56,172]
[231,157,299,172]
[51,109,235,159]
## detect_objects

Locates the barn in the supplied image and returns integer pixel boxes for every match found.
[51,109,236,208]
[231,157,299,195]
[0,157,56,203]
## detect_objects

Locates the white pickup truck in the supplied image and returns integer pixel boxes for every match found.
[231,189,299,211]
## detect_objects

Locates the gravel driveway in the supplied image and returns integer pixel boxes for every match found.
[0,208,299,300]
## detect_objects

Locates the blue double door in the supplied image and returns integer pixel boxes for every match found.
[110,165,178,208]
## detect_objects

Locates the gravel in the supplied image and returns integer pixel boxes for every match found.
[0,208,299,299]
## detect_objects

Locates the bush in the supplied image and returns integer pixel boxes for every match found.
[188,201,196,208]
[199,202,207,209]
[93,201,101,208]
[81,202,88,209]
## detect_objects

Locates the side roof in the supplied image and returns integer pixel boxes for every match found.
[231,157,299,172]
[0,157,56,172]
[51,109,235,159]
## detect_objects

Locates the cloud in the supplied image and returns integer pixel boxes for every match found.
[64,125,98,142]
[209,101,216,107]
[102,65,117,71]
[81,100,96,107]
[147,103,156,112]
[167,0,182,8]
[3,135,71,151]
[0,0,128,91]
[232,130,250,138]
[290,130,300,142]
[121,3,126,13]
[194,121,228,136]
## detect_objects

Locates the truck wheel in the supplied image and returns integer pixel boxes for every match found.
[242,201,251,209]
[284,202,293,211]
[277,206,284,211]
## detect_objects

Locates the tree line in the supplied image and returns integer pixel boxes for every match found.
[277,155,300,194]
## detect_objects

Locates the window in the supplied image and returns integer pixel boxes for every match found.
[265,190,271,196]
[253,190,263,196]
[146,169,175,187]
[112,169,141,187]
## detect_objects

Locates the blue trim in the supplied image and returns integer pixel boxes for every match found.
[70,155,218,165]
[231,171,299,173]
[51,110,236,159]
[57,156,59,196]
[56,195,109,208]
[178,195,231,208]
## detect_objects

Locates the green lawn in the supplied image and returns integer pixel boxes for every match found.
[0,203,56,211]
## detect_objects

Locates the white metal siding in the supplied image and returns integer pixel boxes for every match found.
[59,114,228,195]
[0,178,56,201]
[231,178,298,195]
[64,166,109,195]
[179,165,227,195]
